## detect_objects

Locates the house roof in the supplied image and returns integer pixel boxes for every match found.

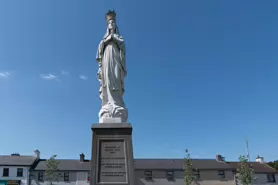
[134,159,234,170]
[34,158,276,173]
[228,162,278,173]
[35,159,91,171]
[0,155,37,166]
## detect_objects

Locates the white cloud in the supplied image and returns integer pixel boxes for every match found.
[40,73,59,80]
[79,75,88,80]
[0,72,11,79]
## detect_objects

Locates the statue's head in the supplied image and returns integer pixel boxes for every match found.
[106,10,117,32]
[108,19,116,32]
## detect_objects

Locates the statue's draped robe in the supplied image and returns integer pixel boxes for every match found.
[96,26,128,123]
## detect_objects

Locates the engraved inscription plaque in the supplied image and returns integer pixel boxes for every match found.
[97,140,127,183]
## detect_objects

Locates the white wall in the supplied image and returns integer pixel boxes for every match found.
[236,173,278,185]
[253,174,278,185]
[30,171,90,185]
[135,170,237,185]
[0,166,29,185]
[76,172,90,185]
[29,170,278,185]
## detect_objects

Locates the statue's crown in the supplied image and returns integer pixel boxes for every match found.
[106,10,116,22]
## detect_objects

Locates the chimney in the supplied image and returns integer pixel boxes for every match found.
[11,153,20,156]
[216,154,225,162]
[80,153,85,162]
[256,156,264,163]
[34,150,40,158]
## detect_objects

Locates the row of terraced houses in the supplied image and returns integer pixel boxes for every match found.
[0,150,277,185]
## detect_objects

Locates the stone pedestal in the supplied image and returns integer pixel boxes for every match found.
[91,123,135,185]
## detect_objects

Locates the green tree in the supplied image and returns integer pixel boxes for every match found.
[46,155,62,185]
[267,160,278,170]
[184,149,198,185]
[237,155,255,185]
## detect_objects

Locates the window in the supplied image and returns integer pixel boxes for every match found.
[64,172,69,181]
[17,168,23,177]
[38,172,44,181]
[166,171,174,180]
[218,170,225,179]
[267,174,276,183]
[144,171,152,180]
[193,170,200,180]
[3,168,9,177]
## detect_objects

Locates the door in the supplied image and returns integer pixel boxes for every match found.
[0,180,8,185]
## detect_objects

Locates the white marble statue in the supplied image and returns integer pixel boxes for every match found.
[96,10,128,123]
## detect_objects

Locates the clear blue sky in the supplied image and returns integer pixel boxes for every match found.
[0,0,277,162]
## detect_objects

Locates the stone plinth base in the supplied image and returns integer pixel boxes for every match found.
[90,123,135,185]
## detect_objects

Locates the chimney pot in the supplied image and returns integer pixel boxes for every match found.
[34,150,40,158]
[256,156,264,163]
[216,154,225,162]
[80,153,85,162]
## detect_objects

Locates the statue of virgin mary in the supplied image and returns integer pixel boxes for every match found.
[96,10,128,123]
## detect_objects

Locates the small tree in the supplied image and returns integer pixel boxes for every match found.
[237,155,255,185]
[267,160,278,170]
[184,149,197,185]
[46,155,62,185]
